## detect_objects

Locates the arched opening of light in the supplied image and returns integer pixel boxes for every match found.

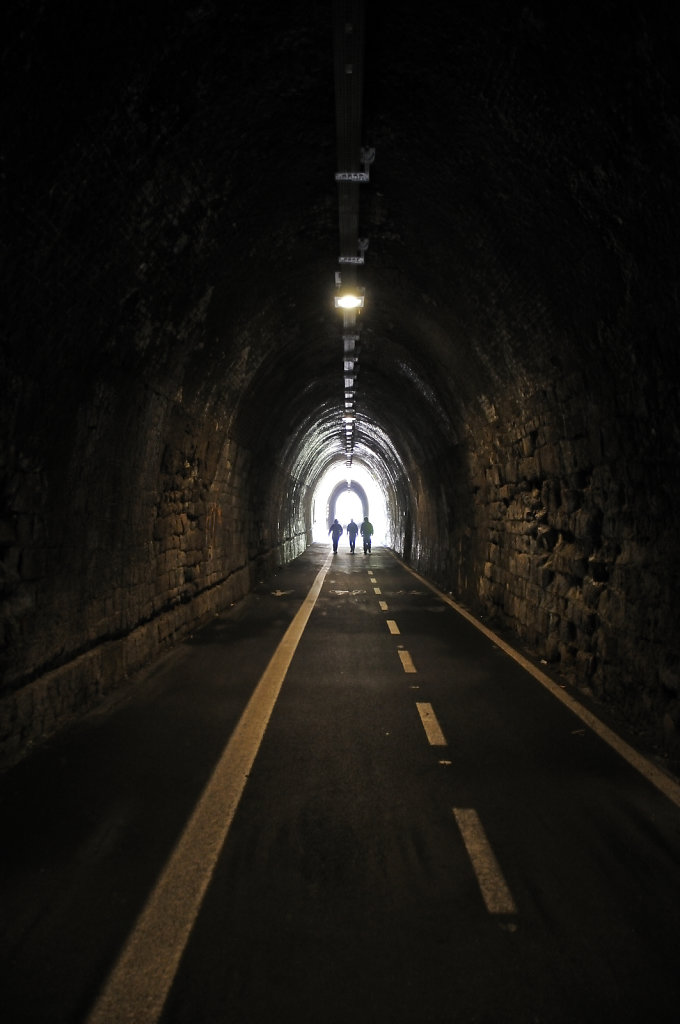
[326,480,369,525]
[312,462,389,545]
[335,490,363,528]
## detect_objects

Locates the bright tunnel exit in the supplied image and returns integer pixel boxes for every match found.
[312,463,389,545]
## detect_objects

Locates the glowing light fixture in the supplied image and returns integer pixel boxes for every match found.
[334,290,365,310]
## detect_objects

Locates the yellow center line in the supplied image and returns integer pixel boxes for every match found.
[85,553,334,1024]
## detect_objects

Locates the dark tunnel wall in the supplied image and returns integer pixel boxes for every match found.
[2,0,680,764]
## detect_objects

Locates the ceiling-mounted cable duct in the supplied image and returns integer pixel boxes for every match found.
[333,0,366,264]
[333,0,369,465]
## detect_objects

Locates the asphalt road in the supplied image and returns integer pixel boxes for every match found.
[1,544,679,1023]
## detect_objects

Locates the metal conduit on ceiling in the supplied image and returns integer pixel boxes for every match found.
[333,0,371,468]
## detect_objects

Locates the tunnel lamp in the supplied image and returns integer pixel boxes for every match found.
[334,290,364,310]
[342,414,355,422]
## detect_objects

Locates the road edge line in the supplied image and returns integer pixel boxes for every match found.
[394,554,680,810]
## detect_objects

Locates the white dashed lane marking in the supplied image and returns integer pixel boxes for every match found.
[398,650,417,674]
[416,702,447,746]
[379,600,388,611]
[386,619,400,635]
[453,808,517,916]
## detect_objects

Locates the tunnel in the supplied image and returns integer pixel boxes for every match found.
[2,0,680,767]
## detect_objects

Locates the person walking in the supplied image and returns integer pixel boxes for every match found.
[346,518,359,553]
[360,516,374,554]
[329,518,343,553]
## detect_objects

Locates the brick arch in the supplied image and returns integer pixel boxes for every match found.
[327,481,369,527]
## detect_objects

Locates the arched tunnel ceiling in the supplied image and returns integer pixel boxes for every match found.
[3,0,680,500]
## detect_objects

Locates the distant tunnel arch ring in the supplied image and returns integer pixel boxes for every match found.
[327,481,369,525]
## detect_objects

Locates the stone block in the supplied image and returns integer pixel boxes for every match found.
[520,433,536,457]
[552,542,588,579]
[537,524,558,550]
[534,563,554,588]
[537,444,562,476]
[561,488,581,513]
[576,650,596,677]
[519,455,538,481]
[504,461,519,484]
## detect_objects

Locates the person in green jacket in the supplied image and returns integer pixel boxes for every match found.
[360,516,373,554]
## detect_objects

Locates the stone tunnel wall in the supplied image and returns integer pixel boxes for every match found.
[0,380,308,765]
[409,366,680,743]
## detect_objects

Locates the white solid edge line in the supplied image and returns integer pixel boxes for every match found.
[395,554,680,810]
[453,807,517,915]
[85,552,334,1024]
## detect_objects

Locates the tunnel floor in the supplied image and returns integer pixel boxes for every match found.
[1,545,679,1023]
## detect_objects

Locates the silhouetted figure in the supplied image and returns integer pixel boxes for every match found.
[360,516,374,554]
[346,518,359,553]
[329,518,343,553]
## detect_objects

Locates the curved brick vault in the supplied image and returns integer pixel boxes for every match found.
[2,0,680,764]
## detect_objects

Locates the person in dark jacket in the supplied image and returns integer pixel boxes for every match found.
[329,518,343,553]
[346,518,359,553]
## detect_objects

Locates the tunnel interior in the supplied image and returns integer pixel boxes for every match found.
[2,0,680,765]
